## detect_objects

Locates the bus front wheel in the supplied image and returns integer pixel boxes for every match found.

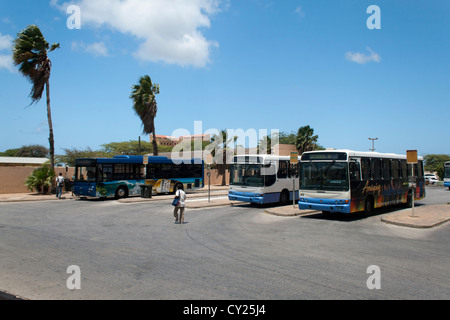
[279,190,290,205]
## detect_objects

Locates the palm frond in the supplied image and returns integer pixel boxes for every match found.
[131,75,160,135]
[13,25,59,104]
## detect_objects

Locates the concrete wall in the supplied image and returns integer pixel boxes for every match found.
[205,169,229,186]
[0,166,75,194]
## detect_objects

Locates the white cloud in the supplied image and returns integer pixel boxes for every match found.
[72,41,109,57]
[0,33,13,51]
[345,47,381,64]
[52,0,222,67]
[0,33,14,73]
[0,55,14,72]
[295,6,305,18]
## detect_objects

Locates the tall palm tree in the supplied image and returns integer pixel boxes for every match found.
[13,25,60,169]
[131,75,160,156]
[295,125,319,155]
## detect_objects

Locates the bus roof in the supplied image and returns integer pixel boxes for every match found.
[76,155,203,165]
[301,149,424,161]
[231,154,292,163]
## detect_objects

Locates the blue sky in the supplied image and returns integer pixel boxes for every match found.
[0,0,449,156]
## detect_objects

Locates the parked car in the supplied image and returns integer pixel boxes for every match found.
[424,173,439,180]
[425,176,439,185]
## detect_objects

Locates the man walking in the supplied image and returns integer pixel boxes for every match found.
[55,173,65,199]
[173,188,187,224]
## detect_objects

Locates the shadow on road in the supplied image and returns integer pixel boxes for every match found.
[300,203,427,222]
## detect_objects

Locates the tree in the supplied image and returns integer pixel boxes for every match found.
[131,75,160,156]
[295,125,319,154]
[13,25,60,169]
[210,129,238,186]
[101,140,153,156]
[424,154,450,180]
[15,145,49,158]
[56,148,110,167]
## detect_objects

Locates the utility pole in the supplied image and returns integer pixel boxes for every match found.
[369,138,378,152]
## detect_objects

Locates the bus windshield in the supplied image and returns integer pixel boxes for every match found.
[229,163,276,187]
[300,161,349,191]
[75,165,97,182]
[445,164,450,179]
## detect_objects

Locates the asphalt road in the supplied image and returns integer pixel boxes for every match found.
[0,187,449,300]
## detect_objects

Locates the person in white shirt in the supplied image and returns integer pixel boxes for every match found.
[173,188,187,224]
[55,173,65,199]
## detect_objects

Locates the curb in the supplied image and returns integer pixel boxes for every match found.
[265,207,317,217]
[380,215,450,229]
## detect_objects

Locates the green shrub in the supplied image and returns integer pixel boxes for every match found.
[25,167,55,194]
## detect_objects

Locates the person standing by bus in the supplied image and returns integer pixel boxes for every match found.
[173,188,187,224]
[55,173,65,199]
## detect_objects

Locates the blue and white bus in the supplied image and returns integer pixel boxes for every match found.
[73,155,204,199]
[298,150,426,215]
[444,161,450,190]
[228,155,299,205]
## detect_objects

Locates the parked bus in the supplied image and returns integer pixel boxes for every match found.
[444,161,450,190]
[298,150,425,214]
[73,155,204,199]
[228,155,299,205]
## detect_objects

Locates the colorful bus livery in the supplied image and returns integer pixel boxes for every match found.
[73,155,204,199]
[298,150,425,214]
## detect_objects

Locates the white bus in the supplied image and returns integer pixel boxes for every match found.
[444,161,450,190]
[228,155,299,205]
[298,149,426,214]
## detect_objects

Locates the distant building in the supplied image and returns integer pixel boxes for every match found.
[150,134,211,147]
[0,157,49,167]
[271,144,298,156]
[150,135,179,147]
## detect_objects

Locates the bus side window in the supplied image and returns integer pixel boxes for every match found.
[361,158,371,180]
[391,160,399,179]
[372,158,381,180]
[278,161,288,179]
[382,159,390,180]
[400,160,407,178]
[349,161,361,181]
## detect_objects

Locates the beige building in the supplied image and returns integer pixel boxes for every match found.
[0,157,75,194]
[151,134,211,147]
[271,144,298,156]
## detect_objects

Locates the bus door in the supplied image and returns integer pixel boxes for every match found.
[349,158,364,212]
[349,158,362,190]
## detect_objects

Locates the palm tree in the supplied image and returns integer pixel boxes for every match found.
[13,25,60,169]
[295,125,319,155]
[131,75,160,156]
[211,129,237,186]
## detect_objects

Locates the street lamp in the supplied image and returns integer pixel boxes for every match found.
[369,138,378,152]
